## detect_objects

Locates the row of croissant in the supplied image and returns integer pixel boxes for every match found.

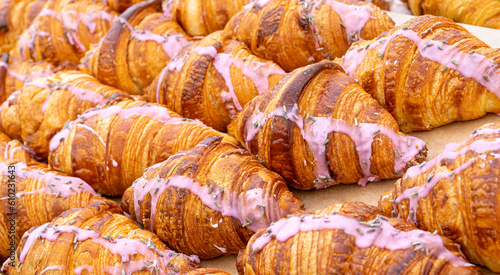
[0,0,500,273]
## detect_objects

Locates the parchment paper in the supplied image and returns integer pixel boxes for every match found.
[199,13,500,275]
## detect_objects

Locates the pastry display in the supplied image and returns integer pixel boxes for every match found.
[339,15,500,132]
[237,201,481,274]
[379,122,500,272]
[145,30,286,131]
[225,0,395,72]
[0,161,106,262]
[228,61,427,189]
[1,201,200,274]
[121,135,304,259]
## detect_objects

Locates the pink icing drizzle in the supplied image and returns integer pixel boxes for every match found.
[340,29,500,98]
[162,0,174,20]
[74,265,92,275]
[0,62,26,82]
[166,46,218,72]
[245,104,425,188]
[243,0,272,9]
[251,214,473,267]
[155,66,169,103]
[41,265,63,274]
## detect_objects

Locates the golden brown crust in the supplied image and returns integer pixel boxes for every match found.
[379,123,500,272]
[237,201,481,275]
[121,135,304,259]
[227,60,426,190]
[187,268,231,275]
[144,30,285,132]
[225,0,394,72]
[0,161,106,262]
[1,201,200,274]
[0,70,128,160]
[48,99,237,196]
[340,15,500,132]
[0,132,33,163]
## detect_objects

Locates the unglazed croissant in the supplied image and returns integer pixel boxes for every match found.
[228,61,427,190]
[48,99,237,196]
[0,161,106,262]
[237,201,481,274]
[163,0,250,37]
[9,0,118,66]
[339,15,500,132]
[0,132,33,163]
[0,70,128,160]
[121,135,304,259]
[404,0,500,29]
[82,0,192,95]
[224,0,395,72]
[379,122,500,272]
[144,30,286,132]
[0,200,201,274]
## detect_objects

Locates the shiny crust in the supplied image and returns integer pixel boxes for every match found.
[341,15,500,132]
[0,132,33,163]
[0,161,106,262]
[0,70,128,160]
[237,201,481,275]
[407,0,500,29]
[48,99,237,196]
[144,30,285,132]
[224,0,394,72]
[121,135,304,259]
[379,123,500,272]
[227,61,426,189]
[187,268,231,275]
[2,201,200,274]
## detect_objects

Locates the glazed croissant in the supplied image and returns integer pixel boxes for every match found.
[228,61,427,190]
[224,0,395,72]
[121,135,304,259]
[187,268,231,275]
[0,0,45,52]
[0,200,201,274]
[404,0,500,29]
[9,0,118,66]
[0,70,128,160]
[163,0,250,37]
[237,201,480,274]
[0,132,33,163]
[0,161,106,262]
[82,0,192,95]
[379,122,500,272]
[144,30,286,132]
[48,99,237,196]
[339,15,500,133]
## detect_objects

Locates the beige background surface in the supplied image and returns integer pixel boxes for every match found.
[198,13,500,274]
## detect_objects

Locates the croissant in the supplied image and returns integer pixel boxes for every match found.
[48,99,237,196]
[237,201,481,274]
[0,0,45,52]
[224,0,395,72]
[338,15,500,133]
[102,0,146,12]
[0,161,107,262]
[164,0,250,37]
[0,200,201,274]
[121,135,304,259]
[9,0,118,66]
[82,0,192,95]
[228,61,427,190]
[187,268,231,275]
[144,30,286,132]
[379,122,500,272]
[404,0,500,29]
[0,132,33,163]
[0,70,128,160]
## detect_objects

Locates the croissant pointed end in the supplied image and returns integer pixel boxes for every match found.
[379,189,396,216]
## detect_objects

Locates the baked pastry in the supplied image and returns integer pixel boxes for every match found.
[164,0,250,37]
[103,0,146,12]
[228,61,427,190]
[0,132,33,163]
[379,122,500,272]
[9,0,118,66]
[121,135,304,259]
[48,99,237,196]
[404,0,500,29]
[0,70,128,160]
[0,161,106,262]
[187,268,231,275]
[82,0,192,95]
[144,30,286,132]
[0,200,200,274]
[225,0,395,72]
[237,201,480,274]
[339,15,500,132]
